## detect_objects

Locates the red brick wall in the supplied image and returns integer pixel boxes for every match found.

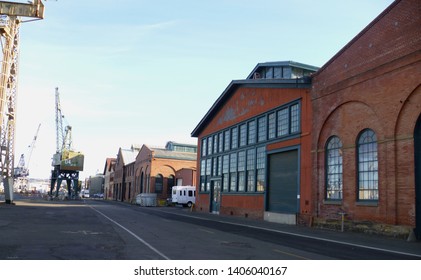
[134,146,197,200]
[200,87,309,136]
[195,85,313,219]
[313,0,421,96]
[220,194,265,219]
[311,0,421,228]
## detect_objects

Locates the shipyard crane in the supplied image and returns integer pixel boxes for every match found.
[50,87,84,199]
[0,0,44,203]
[13,123,41,191]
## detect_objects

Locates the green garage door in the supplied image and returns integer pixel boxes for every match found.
[267,149,299,213]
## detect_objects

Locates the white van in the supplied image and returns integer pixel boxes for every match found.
[171,186,196,207]
[80,189,89,198]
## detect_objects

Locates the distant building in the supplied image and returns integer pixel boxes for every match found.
[113,145,140,202]
[85,174,104,195]
[134,142,197,201]
[103,158,116,200]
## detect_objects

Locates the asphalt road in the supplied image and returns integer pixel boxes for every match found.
[1,197,421,260]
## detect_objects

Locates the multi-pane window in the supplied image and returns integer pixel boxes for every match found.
[258,117,267,142]
[268,113,276,139]
[222,155,229,192]
[213,135,218,154]
[200,160,206,176]
[256,146,266,192]
[357,129,378,201]
[229,153,237,192]
[202,138,207,157]
[231,127,238,149]
[207,136,213,156]
[238,151,246,191]
[224,130,230,151]
[239,124,247,147]
[155,174,163,193]
[200,160,206,192]
[219,133,223,152]
[206,159,212,176]
[217,156,222,176]
[277,108,289,136]
[199,102,299,193]
[248,120,256,145]
[326,136,343,200]
[212,157,217,176]
[290,104,300,133]
[247,149,256,192]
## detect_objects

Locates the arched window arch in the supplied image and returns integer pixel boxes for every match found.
[155,174,163,193]
[325,136,343,200]
[357,129,378,201]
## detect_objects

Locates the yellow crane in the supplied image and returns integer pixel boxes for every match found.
[50,87,84,199]
[0,0,44,203]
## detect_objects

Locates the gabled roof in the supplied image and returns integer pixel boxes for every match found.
[138,144,197,161]
[313,0,400,76]
[151,148,197,161]
[103,157,116,175]
[121,148,137,165]
[117,146,139,167]
[191,77,312,137]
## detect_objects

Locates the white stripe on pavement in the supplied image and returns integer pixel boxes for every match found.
[88,205,170,260]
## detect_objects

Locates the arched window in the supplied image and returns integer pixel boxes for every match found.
[140,172,144,193]
[357,129,378,201]
[155,174,163,193]
[325,136,343,200]
[167,175,175,196]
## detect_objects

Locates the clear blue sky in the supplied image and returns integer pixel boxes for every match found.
[13,0,394,180]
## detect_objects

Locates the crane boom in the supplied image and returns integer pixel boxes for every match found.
[26,122,40,170]
[55,87,64,152]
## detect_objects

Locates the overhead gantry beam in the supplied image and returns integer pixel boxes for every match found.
[0,0,44,19]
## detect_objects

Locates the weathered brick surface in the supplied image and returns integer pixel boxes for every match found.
[195,84,313,218]
[312,0,421,230]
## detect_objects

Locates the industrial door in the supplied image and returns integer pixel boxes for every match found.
[210,180,221,214]
[267,149,299,213]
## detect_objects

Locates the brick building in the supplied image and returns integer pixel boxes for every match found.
[103,157,116,200]
[192,61,318,223]
[134,141,197,201]
[112,145,139,202]
[311,0,421,238]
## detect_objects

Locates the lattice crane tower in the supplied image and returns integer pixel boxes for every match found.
[0,1,44,203]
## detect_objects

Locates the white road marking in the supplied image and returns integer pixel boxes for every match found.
[88,205,170,260]
[150,208,421,259]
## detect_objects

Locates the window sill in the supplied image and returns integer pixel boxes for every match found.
[323,200,342,205]
[356,201,378,207]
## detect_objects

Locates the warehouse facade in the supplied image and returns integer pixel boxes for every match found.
[192,0,421,238]
[192,61,318,224]
[311,0,421,238]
